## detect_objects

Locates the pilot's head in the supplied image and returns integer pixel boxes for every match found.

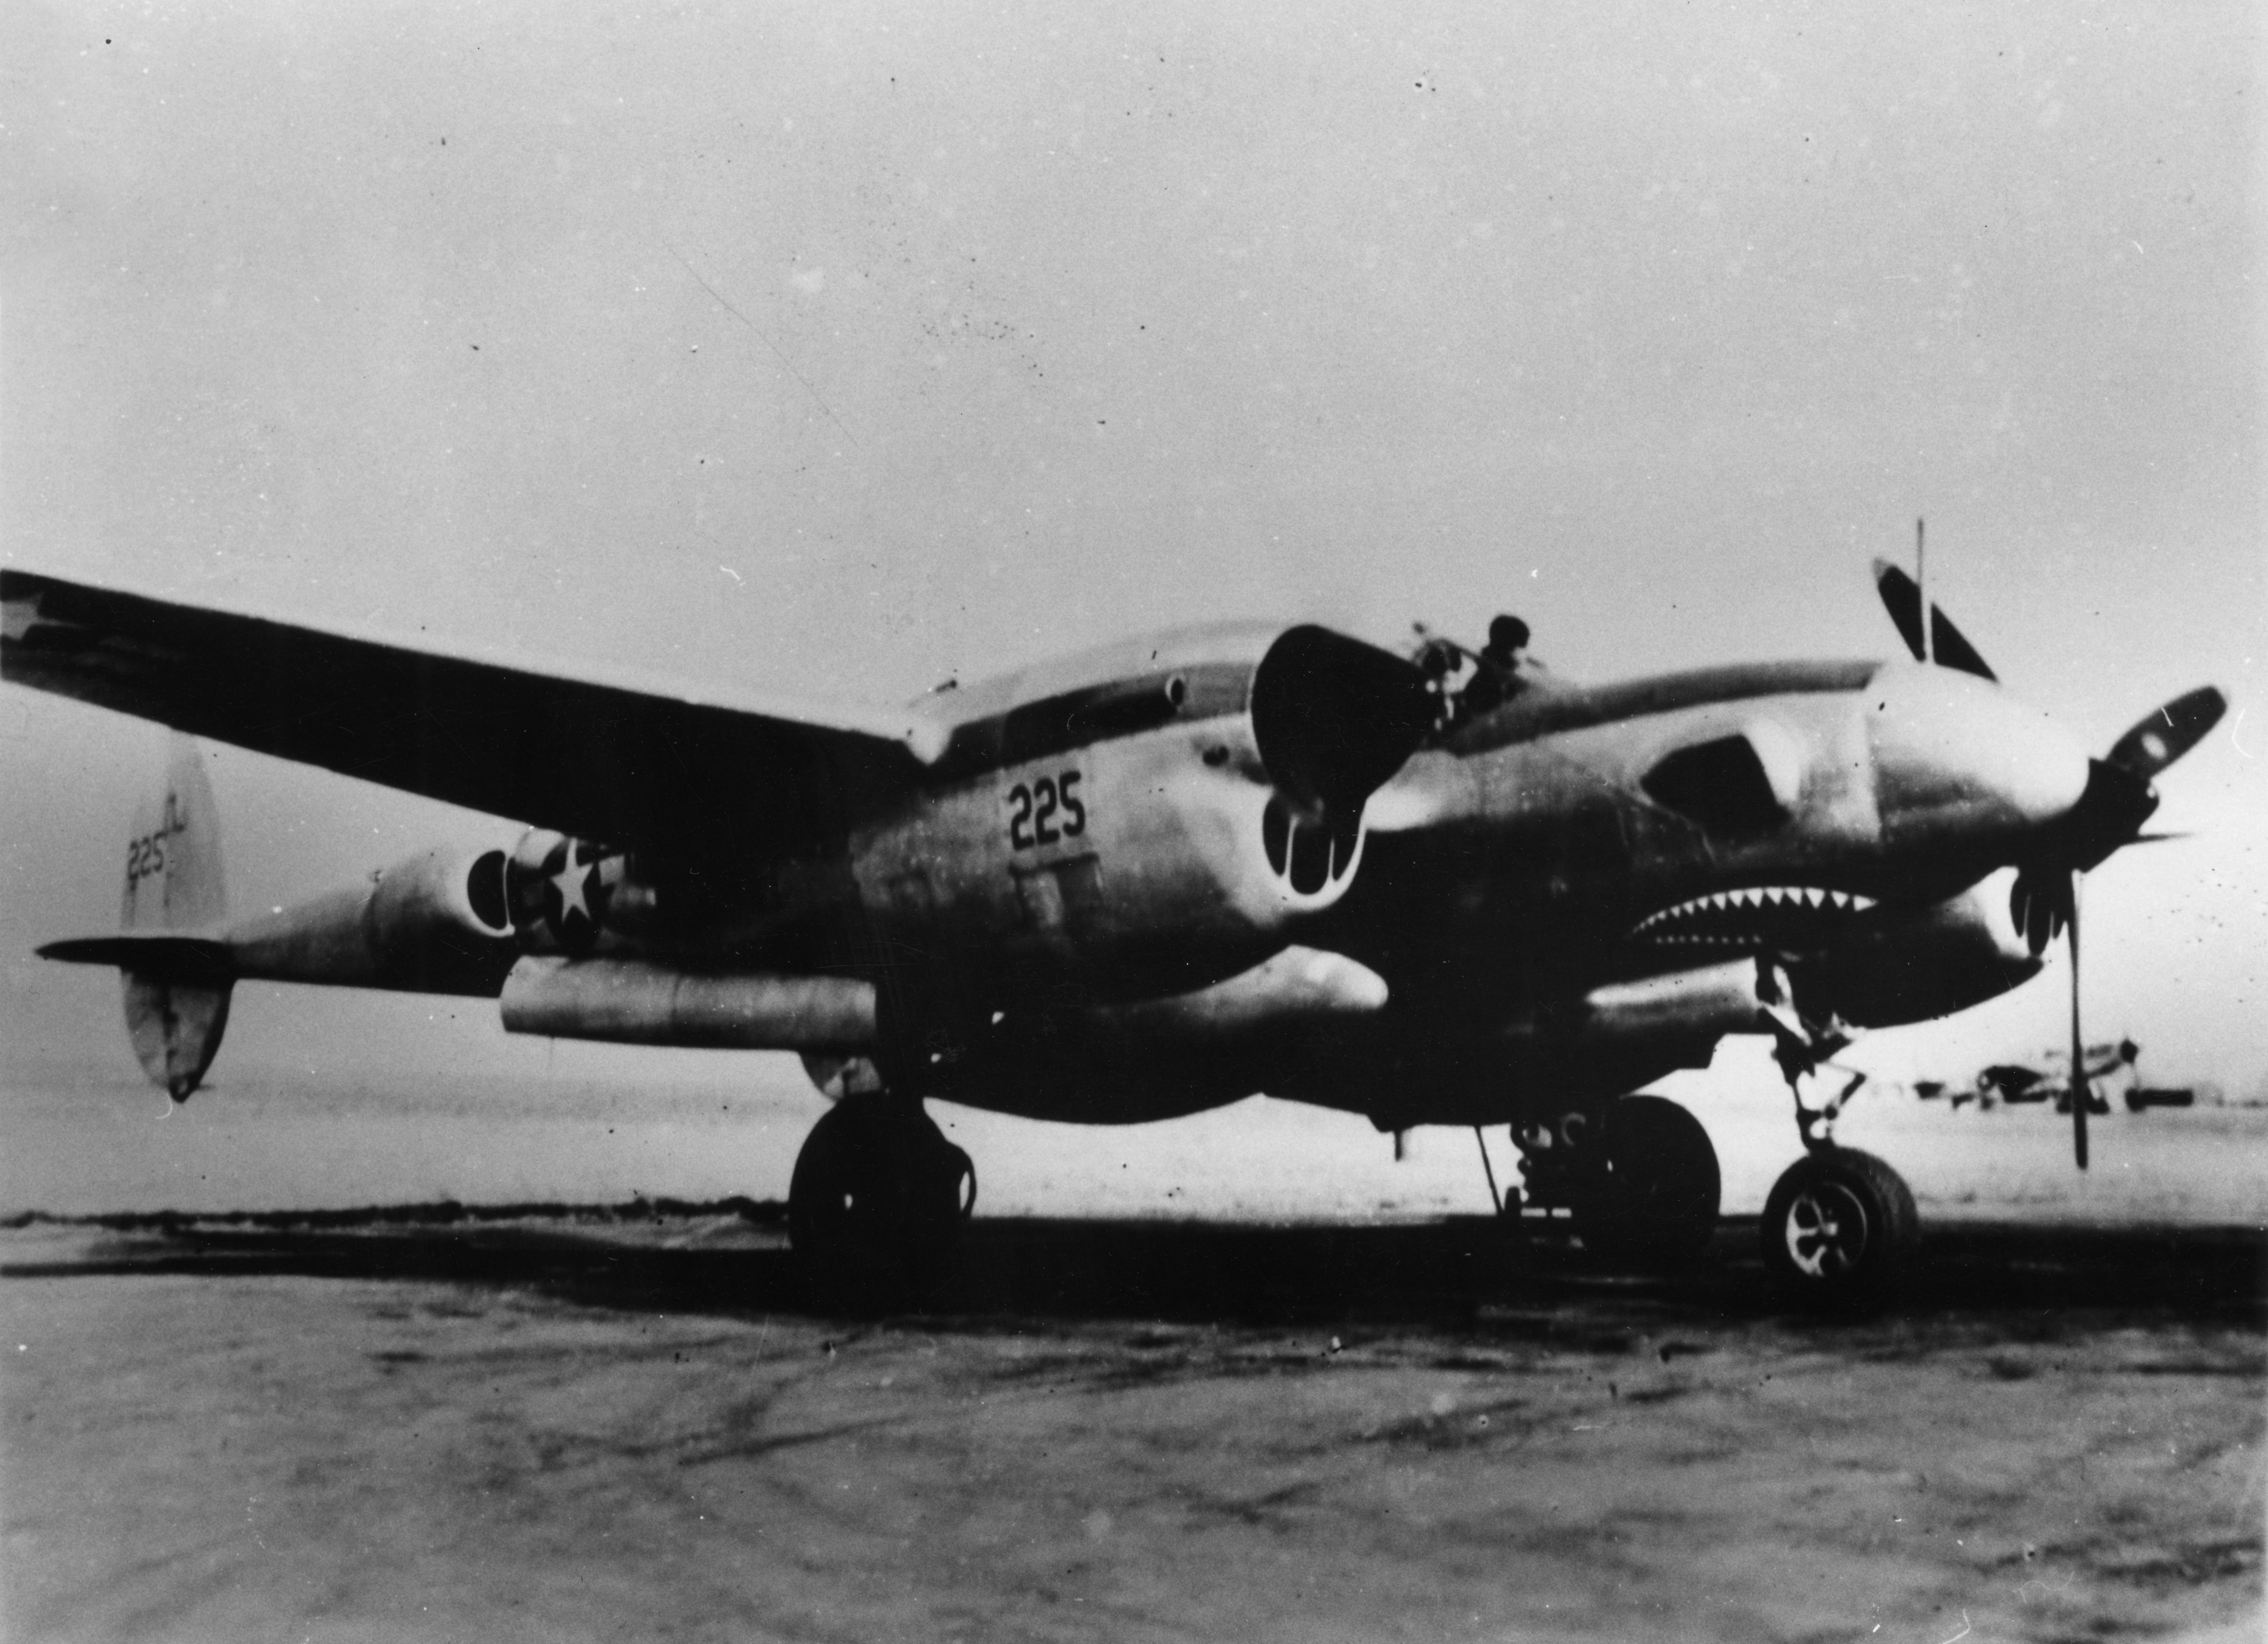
[1486,614,1530,662]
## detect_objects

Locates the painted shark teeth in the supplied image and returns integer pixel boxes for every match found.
[1629,885,1880,948]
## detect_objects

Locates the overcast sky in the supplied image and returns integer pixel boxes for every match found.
[4,1,2261,1097]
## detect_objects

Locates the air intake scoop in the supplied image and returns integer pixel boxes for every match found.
[1249,625,1433,823]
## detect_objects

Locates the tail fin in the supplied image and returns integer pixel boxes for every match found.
[123,734,228,934]
[118,736,234,1100]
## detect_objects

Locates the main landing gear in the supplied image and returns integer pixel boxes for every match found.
[788,1095,977,1313]
[1512,1093,1722,1269]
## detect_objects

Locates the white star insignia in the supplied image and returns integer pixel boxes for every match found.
[551,854,594,923]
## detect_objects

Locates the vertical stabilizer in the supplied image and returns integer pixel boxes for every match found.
[123,734,228,933]
[120,736,234,1099]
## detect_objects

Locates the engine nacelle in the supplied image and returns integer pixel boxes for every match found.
[1794,876,2044,1028]
[1563,877,2046,1082]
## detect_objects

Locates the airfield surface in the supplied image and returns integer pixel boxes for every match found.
[2,1067,2263,1642]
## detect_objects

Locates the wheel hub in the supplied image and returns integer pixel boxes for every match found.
[1781,1181,1870,1278]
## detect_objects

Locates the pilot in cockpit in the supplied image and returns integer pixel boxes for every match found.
[1454,613,1530,720]
[1414,612,1532,730]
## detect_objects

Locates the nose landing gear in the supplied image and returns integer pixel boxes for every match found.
[1759,1146,1917,1305]
[1754,960,1921,1305]
[788,1095,977,1313]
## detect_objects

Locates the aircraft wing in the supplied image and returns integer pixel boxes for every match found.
[2,569,936,851]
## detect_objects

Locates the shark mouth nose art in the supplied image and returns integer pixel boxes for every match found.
[1631,886,1879,951]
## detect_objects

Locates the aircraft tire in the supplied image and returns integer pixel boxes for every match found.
[1570,1094,1721,1269]
[788,1096,975,1314]
[1759,1147,1918,1307]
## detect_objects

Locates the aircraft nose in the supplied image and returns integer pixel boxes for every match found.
[1867,662,2090,847]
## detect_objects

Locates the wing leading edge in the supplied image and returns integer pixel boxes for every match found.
[2,569,933,851]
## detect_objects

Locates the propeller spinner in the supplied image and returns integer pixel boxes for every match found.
[1872,554,2227,1168]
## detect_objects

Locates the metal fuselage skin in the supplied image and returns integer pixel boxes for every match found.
[4,567,2187,1131]
[814,625,2075,1130]
[115,617,2073,1132]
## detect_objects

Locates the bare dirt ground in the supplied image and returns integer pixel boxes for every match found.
[3,1206,2260,1644]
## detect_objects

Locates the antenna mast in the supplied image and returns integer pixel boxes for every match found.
[1916,518,1933,665]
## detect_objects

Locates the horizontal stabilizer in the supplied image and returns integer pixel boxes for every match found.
[39,934,235,983]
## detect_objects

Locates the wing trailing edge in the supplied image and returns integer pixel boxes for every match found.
[2,569,935,851]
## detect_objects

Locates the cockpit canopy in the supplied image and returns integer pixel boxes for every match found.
[1410,611,1549,734]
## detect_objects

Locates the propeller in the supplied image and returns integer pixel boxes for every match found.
[2067,876,2087,1168]
[2017,693,2224,1168]
[1872,549,2228,1168]
[2105,686,2230,782]
[1870,559,1997,682]
[2007,692,2226,955]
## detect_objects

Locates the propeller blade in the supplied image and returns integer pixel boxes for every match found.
[2008,864,2070,958]
[2105,686,2228,781]
[2068,875,2088,1170]
[1870,559,1998,682]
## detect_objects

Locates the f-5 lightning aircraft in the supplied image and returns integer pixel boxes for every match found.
[1,559,2227,1305]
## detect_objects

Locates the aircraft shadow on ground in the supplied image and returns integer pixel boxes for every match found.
[4,1209,2262,1331]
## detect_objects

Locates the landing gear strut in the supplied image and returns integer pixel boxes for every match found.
[1513,1094,1722,1269]
[788,1095,976,1313]
[1756,958,1865,1154]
